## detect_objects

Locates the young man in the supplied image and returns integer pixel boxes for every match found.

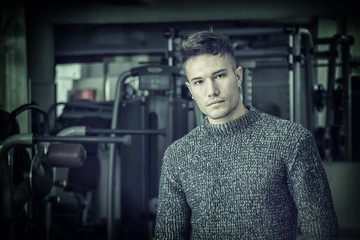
[155,31,339,239]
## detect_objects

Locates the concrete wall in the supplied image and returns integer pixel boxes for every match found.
[0,0,29,132]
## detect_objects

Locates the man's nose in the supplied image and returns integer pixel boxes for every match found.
[206,80,219,97]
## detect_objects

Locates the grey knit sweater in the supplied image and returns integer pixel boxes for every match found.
[155,106,339,239]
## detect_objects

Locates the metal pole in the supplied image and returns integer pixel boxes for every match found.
[107,71,130,240]
[0,134,33,218]
[87,128,166,136]
[35,135,132,145]
[242,68,253,107]
[294,31,302,124]
[140,96,147,231]
[341,36,353,161]
[288,33,295,122]
[300,28,316,134]
[326,35,338,130]
[164,28,175,67]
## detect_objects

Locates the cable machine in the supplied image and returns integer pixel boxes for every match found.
[200,27,355,162]
[313,34,355,161]
[107,64,190,239]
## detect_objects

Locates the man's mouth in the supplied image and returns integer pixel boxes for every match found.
[207,100,224,106]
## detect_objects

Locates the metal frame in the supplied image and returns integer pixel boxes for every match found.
[107,65,182,240]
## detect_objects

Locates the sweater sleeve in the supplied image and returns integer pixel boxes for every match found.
[287,131,340,239]
[155,148,191,240]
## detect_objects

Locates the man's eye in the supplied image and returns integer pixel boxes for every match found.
[194,80,203,85]
[215,74,225,79]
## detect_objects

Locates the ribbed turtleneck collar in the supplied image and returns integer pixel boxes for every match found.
[203,106,260,137]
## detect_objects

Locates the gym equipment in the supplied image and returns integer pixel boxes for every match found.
[313,34,355,161]
[47,143,86,168]
[0,103,132,240]
[43,64,190,239]
[107,64,190,239]
[188,27,316,128]
[49,100,112,229]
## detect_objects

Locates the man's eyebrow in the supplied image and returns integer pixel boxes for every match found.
[189,69,228,82]
[190,76,203,82]
[213,69,227,75]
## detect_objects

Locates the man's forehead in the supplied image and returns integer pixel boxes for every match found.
[184,54,233,73]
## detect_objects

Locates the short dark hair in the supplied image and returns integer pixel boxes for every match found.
[175,31,236,67]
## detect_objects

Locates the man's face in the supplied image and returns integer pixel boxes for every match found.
[185,54,243,124]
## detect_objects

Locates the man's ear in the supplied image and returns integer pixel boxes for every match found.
[185,81,193,96]
[235,66,243,88]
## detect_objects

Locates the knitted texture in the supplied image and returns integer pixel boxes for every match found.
[155,106,339,239]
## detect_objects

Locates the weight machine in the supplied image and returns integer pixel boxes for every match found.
[0,104,132,240]
[34,63,190,240]
[107,64,190,239]
[180,27,355,162]
[313,34,355,161]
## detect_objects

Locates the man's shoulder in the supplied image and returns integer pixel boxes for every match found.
[257,111,311,138]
